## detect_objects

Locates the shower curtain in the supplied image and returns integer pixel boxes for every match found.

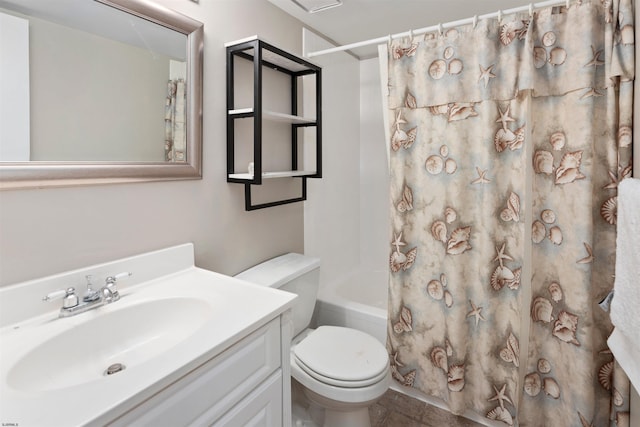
[164,79,186,162]
[385,1,634,426]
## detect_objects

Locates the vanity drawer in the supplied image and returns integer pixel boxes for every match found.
[210,370,282,427]
[109,318,281,426]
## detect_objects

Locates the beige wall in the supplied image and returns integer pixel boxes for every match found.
[0,0,307,286]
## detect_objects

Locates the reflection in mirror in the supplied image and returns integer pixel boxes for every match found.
[0,0,203,189]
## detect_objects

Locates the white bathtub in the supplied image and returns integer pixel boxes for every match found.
[313,269,388,344]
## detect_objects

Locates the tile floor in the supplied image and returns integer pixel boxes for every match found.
[292,380,483,427]
[369,389,484,427]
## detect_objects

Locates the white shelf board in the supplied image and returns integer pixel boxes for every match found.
[224,35,321,72]
[228,108,315,124]
[229,170,316,180]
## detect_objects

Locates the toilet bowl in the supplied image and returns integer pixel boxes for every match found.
[235,254,390,427]
[291,327,390,426]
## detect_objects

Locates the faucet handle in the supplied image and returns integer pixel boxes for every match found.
[104,272,131,301]
[105,272,131,286]
[43,287,79,309]
[43,288,67,302]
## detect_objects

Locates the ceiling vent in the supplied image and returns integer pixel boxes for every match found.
[291,0,342,13]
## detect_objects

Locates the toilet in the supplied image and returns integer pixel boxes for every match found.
[236,253,390,427]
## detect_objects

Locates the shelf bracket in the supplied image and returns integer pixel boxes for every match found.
[244,177,307,211]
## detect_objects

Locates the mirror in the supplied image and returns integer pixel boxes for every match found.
[0,0,203,189]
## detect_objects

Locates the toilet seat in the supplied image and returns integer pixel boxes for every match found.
[294,354,389,388]
[293,326,389,388]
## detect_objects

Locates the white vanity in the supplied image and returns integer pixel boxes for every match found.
[0,244,297,426]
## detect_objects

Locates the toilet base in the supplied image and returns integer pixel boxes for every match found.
[302,383,380,427]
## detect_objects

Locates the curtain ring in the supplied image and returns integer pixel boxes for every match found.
[387,34,392,46]
[473,15,478,29]
[566,0,570,8]
[409,29,414,43]
[529,3,534,18]
[438,23,443,36]
[497,9,503,24]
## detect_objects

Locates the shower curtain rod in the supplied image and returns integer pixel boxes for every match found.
[306,0,571,58]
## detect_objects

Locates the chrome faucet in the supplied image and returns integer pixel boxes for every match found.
[43,272,132,318]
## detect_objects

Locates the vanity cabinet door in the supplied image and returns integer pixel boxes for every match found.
[210,371,283,427]
[108,318,281,426]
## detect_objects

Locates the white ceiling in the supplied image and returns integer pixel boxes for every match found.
[0,0,186,59]
[268,0,533,58]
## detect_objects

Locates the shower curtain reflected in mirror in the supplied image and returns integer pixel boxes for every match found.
[383,1,633,425]
[165,79,186,162]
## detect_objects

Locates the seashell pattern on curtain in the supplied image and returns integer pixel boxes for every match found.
[385,1,634,426]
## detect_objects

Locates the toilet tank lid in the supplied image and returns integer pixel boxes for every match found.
[235,253,320,288]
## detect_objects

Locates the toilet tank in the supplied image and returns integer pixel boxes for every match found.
[235,253,320,337]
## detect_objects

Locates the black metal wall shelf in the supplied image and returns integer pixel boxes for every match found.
[226,36,322,211]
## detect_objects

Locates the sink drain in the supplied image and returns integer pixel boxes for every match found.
[104,363,126,376]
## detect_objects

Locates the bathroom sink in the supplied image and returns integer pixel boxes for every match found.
[0,244,297,427]
[6,297,212,392]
